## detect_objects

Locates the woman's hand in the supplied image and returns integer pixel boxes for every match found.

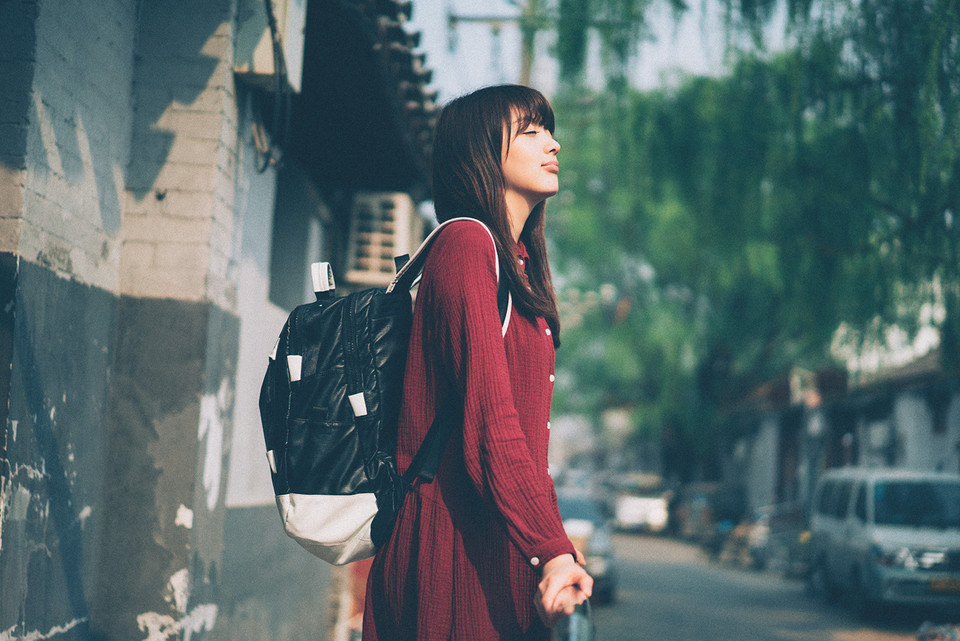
[534,554,593,627]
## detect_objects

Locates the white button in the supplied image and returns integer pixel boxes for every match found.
[530,556,540,567]
[545,328,552,336]
[547,421,551,430]
[549,374,555,382]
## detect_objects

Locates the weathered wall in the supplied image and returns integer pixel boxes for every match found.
[0,0,241,637]
[121,0,240,308]
[16,0,135,288]
[0,257,118,639]
[214,86,334,641]
[93,296,237,639]
[0,0,136,637]
[0,0,339,638]
[96,0,243,637]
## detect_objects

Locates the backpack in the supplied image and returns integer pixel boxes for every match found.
[259,218,512,565]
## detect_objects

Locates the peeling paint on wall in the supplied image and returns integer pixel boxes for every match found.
[77,505,92,529]
[136,605,217,641]
[133,568,218,641]
[169,568,189,613]
[0,617,88,641]
[175,504,194,529]
[198,380,229,512]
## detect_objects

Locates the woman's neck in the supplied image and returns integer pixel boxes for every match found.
[505,193,534,242]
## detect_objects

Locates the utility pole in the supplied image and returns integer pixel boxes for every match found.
[446,0,547,86]
[446,0,641,88]
[517,0,546,86]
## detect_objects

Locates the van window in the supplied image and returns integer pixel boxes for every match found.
[873,480,960,528]
[816,480,835,516]
[830,480,853,518]
[854,483,867,522]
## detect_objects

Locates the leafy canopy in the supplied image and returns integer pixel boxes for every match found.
[546,0,960,477]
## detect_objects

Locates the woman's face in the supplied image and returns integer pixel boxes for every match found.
[501,114,560,215]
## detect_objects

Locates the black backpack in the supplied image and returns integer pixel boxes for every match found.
[259,218,511,564]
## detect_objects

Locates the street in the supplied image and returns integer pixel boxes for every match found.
[590,534,934,641]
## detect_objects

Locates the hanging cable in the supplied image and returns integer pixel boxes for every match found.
[254,0,292,173]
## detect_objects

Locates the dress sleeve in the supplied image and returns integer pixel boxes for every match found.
[418,220,575,568]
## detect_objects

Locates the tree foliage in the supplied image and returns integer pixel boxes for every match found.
[547,0,960,479]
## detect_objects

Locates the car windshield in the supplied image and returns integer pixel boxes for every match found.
[873,480,960,528]
[557,496,603,524]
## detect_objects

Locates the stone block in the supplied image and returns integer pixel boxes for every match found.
[155,241,208,271]
[0,166,25,219]
[122,263,207,301]
[124,213,213,245]
[0,218,23,252]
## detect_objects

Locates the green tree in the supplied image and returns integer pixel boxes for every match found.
[548,0,960,479]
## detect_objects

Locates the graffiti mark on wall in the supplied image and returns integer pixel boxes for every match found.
[198,379,230,512]
[136,605,217,641]
[0,617,88,641]
[134,567,217,641]
[175,503,194,529]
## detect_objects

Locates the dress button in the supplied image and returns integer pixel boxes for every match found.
[547,421,551,430]
[530,556,540,567]
[549,374,555,382]
[545,328,552,336]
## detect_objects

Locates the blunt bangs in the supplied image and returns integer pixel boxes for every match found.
[509,87,555,134]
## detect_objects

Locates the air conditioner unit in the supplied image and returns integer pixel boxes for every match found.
[345,192,424,286]
[234,0,306,93]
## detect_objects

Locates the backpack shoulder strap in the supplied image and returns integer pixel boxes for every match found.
[395,217,513,488]
[387,217,512,335]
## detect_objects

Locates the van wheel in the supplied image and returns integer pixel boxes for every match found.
[806,559,838,603]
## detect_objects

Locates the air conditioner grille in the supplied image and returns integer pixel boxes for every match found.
[345,192,422,285]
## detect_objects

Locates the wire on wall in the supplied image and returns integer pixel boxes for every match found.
[255,0,293,173]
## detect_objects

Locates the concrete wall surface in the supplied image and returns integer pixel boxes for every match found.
[0,1,336,639]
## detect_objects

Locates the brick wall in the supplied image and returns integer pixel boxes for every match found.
[19,0,137,291]
[122,1,240,309]
[0,1,344,638]
[0,1,249,638]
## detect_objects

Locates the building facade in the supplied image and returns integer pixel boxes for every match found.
[0,1,435,639]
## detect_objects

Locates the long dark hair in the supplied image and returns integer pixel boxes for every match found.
[431,84,561,345]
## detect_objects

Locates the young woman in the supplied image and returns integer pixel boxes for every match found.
[363,84,592,640]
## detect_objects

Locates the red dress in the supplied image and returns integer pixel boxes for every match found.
[362,221,576,640]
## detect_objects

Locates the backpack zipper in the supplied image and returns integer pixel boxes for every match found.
[281,310,297,487]
[343,295,365,415]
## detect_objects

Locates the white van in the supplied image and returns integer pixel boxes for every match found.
[807,468,960,615]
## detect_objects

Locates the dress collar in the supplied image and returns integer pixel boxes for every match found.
[516,239,529,260]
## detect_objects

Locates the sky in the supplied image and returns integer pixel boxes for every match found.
[407,0,736,100]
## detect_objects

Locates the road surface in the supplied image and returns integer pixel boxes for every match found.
[590,534,938,641]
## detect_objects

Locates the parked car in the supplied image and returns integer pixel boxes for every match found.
[556,489,618,604]
[606,473,671,533]
[807,467,960,617]
[614,491,670,533]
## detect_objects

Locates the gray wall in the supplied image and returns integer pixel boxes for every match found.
[0,1,335,638]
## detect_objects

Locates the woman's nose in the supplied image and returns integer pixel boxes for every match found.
[547,135,560,154]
